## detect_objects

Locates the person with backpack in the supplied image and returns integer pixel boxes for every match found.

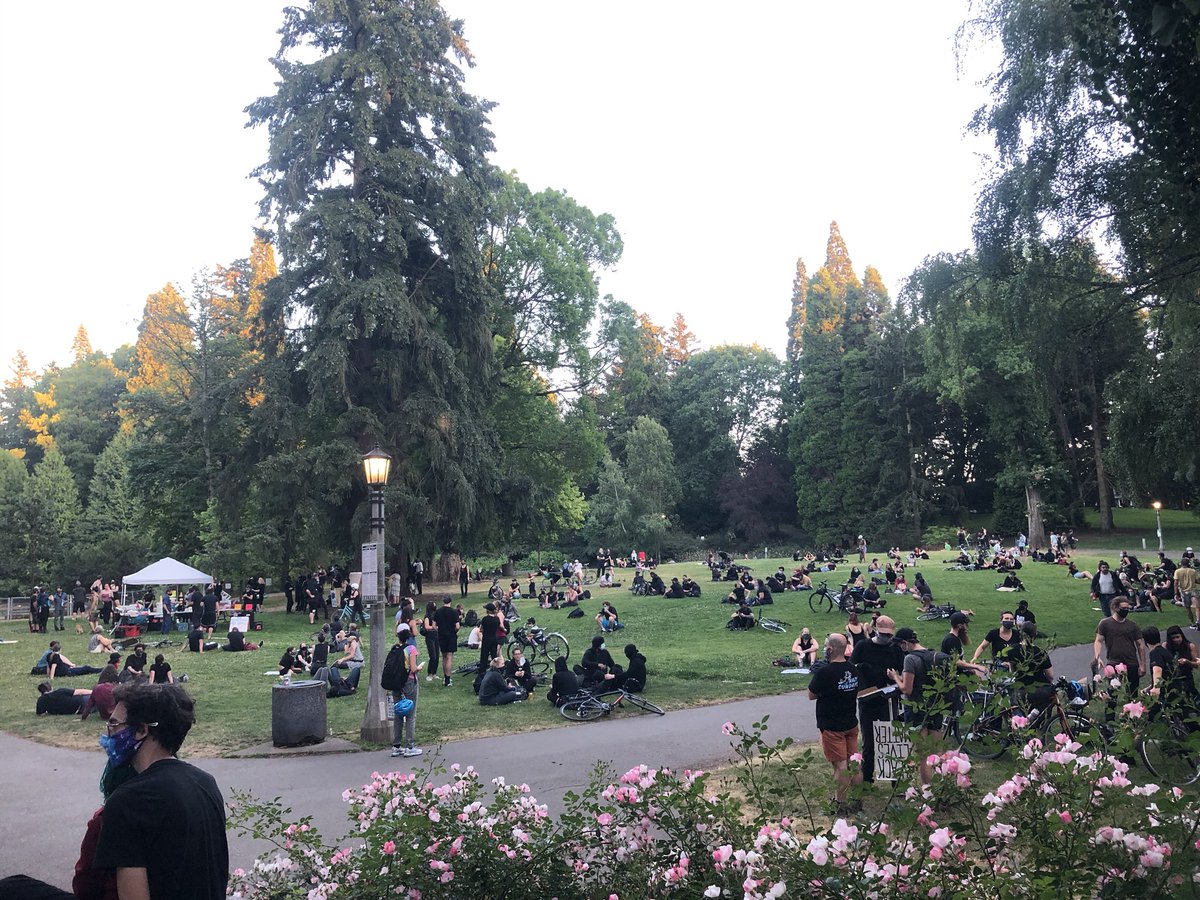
[382,623,422,757]
[888,627,948,784]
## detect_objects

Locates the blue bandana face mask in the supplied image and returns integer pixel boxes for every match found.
[99,727,144,767]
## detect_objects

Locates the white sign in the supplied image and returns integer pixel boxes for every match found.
[362,543,379,598]
[229,615,250,634]
[873,721,913,781]
[385,691,394,720]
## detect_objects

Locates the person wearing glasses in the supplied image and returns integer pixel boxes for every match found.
[92,683,229,899]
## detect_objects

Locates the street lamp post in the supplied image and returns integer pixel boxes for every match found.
[1152,501,1164,552]
[360,447,392,743]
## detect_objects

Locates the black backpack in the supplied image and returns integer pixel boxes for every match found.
[381,644,405,691]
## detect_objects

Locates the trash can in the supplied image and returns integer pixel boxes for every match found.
[271,679,327,747]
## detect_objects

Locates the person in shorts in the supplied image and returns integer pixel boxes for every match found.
[433,595,460,686]
[807,632,862,811]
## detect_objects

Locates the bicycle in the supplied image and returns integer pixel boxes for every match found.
[1137,711,1200,786]
[953,677,1098,760]
[917,603,959,622]
[503,625,569,669]
[758,610,791,634]
[559,687,665,721]
[146,638,180,649]
[808,581,859,615]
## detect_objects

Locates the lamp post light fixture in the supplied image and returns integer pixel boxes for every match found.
[1152,500,1164,552]
[360,447,393,744]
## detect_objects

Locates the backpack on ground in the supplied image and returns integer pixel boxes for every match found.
[567,607,585,618]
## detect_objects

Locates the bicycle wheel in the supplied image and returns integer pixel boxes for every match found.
[560,697,607,722]
[760,619,786,634]
[1139,721,1200,786]
[527,659,550,679]
[1060,712,1109,748]
[808,592,832,615]
[622,693,665,716]
[917,609,943,622]
[959,710,1011,759]
[543,632,569,661]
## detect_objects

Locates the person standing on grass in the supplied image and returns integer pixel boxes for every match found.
[433,594,460,687]
[1175,558,1198,627]
[420,600,440,682]
[807,632,862,812]
[1090,560,1126,619]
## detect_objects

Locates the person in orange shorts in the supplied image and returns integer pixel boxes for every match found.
[807,632,863,812]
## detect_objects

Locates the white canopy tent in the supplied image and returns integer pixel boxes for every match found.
[121,557,213,604]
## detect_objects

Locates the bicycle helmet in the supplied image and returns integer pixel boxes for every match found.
[394,698,414,716]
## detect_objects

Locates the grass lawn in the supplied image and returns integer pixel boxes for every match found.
[0,550,1192,756]
[1075,506,1200,552]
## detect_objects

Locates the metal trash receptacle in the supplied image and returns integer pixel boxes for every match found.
[271,679,327,747]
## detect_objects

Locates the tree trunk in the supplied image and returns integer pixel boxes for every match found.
[1025,483,1048,549]
[433,552,462,585]
[1089,370,1114,531]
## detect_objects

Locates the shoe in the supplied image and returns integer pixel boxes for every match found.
[180,674,189,682]
[444,678,452,687]
[402,747,423,757]
[391,747,404,757]
[426,675,433,682]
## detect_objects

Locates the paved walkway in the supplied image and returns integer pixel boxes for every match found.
[0,644,1098,888]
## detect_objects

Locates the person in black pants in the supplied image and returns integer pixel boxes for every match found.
[283,574,295,614]
[850,614,903,783]
[421,601,440,682]
[458,563,470,598]
[433,595,460,686]
[473,603,502,693]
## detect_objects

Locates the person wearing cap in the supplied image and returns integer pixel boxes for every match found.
[941,612,988,677]
[850,614,904,783]
[888,627,943,784]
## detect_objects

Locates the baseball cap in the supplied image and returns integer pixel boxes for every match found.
[949,611,970,627]
[396,623,411,634]
[894,627,918,643]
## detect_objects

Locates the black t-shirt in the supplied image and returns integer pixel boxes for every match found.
[37,688,85,715]
[1008,643,1052,687]
[226,631,245,651]
[984,627,1022,659]
[850,639,904,690]
[126,653,147,673]
[809,660,860,732]
[46,652,71,676]
[941,631,964,657]
[94,758,228,900]
[150,661,172,683]
[188,629,205,652]
[433,606,460,642]
[279,651,296,674]
[310,642,330,671]
[202,593,218,619]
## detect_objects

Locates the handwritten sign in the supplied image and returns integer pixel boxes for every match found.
[873,721,912,781]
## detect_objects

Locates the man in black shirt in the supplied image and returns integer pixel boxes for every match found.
[808,633,861,809]
[36,682,90,715]
[188,626,218,653]
[46,644,102,680]
[972,612,1022,666]
[122,645,149,683]
[850,614,904,783]
[93,683,228,899]
[201,585,219,638]
[433,595,461,686]
[941,612,988,677]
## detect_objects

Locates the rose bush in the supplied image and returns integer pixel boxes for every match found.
[227,716,1199,899]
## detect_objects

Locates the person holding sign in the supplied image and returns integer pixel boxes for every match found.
[807,633,862,812]
[850,615,904,783]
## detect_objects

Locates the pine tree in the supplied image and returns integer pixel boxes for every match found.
[71,326,93,362]
[664,313,698,370]
[126,284,193,398]
[824,221,860,293]
[247,0,503,561]
[784,258,807,392]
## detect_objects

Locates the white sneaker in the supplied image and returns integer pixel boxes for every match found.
[390,747,404,757]
[426,675,434,682]
[402,747,423,757]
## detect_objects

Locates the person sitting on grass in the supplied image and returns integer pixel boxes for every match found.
[149,653,174,684]
[647,570,667,596]
[98,652,122,684]
[893,573,908,595]
[478,655,526,706]
[790,569,813,591]
[727,604,755,631]
[547,656,579,707]
[503,646,538,695]
[596,601,623,632]
[680,574,701,597]
[911,572,933,608]
[88,621,116,654]
[187,625,218,653]
[220,626,261,652]
[792,628,819,667]
[278,647,307,677]
[616,644,647,692]
[47,644,103,681]
[1068,561,1091,580]
[579,634,622,687]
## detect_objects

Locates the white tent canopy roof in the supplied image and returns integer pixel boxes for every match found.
[123,557,212,586]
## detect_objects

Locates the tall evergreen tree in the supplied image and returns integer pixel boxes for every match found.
[247,0,502,565]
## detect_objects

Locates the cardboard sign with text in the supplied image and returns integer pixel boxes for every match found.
[873,721,913,781]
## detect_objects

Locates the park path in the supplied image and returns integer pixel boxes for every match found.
[0,644,1097,889]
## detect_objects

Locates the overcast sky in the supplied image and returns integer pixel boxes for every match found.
[0,2,997,374]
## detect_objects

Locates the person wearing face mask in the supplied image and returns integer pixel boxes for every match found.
[971,611,1022,667]
[1093,597,1148,715]
[850,614,904,783]
[92,683,228,899]
[1090,560,1126,618]
[578,634,621,688]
